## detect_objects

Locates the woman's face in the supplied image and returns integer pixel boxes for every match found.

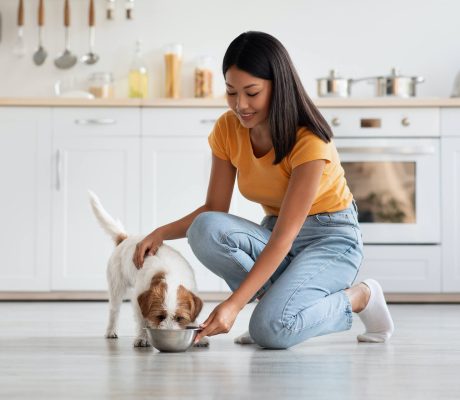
[225,66,272,130]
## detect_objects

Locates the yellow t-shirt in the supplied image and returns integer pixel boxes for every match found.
[208,110,353,216]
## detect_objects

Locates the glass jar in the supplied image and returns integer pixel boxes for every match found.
[164,43,182,98]
[88,72,115,99]
[194,56,213,98]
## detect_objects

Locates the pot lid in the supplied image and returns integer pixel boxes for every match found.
[377,67,421,79]
[317,69,348,81]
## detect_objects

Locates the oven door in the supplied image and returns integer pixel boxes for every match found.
[335,137,440,244]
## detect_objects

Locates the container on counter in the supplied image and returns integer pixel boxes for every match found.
[128,40,148,98]
[88,72,114,98]
[164,43,182,98]
[194,56,213,98]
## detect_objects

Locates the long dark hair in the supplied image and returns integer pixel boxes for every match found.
[223,31,333,164]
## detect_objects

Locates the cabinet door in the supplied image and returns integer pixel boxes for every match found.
[0,108,51,291]
[51,137,140,290]
[141,137,222,292]
[441,138,460,291]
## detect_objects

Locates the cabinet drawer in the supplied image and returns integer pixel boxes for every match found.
[53,107,140,137]
[356,245,441,293]
[142,108,228,136]
[319,108,439,137]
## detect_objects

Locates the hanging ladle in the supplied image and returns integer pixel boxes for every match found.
[33,0,47,65]
[81,0,99,65]
[54,0,77,69]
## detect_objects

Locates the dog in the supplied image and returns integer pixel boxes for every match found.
[88,190,206,347]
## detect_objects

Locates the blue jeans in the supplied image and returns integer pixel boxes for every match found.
[186,203,364,349]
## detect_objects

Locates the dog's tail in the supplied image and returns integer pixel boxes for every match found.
[88,190,128,246]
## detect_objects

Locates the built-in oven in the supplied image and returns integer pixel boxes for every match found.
[336,137,440,244]
[320,107,441,293]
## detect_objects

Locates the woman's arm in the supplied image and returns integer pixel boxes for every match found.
[229,159,326,308]
[195,159,327,341]
[133,155,236,268]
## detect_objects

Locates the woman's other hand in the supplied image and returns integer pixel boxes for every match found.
[132,230,164,269]
[194,298,242,343]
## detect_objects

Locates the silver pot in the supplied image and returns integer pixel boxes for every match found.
[317,70,352,98]
[373,68,424,97]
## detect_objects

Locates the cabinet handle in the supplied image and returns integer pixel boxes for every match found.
[199,119,217,125]
[337,145,435,155]
[401,117,410,127]
[331,117,341,127]
[74,118,116,125]
[56,149,62,191]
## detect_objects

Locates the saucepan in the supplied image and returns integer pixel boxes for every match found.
[316,70,372,98]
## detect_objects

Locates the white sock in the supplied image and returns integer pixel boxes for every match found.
[234,330,255,345]
[356,279,394,343]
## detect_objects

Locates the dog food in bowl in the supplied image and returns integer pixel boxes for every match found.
[144,327,201,352]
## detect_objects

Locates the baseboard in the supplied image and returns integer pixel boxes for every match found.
[1,291,460,303]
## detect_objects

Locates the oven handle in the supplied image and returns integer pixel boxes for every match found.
[337,145,435,155]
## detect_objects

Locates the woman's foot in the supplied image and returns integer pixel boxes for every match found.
[350,279,395,343]
[345,282,371,313]
[234,330,255,345]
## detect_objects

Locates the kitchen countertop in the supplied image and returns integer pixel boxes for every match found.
[1,97,460,107]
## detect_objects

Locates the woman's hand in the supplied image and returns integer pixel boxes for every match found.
[132,230,164,269]
[194,298,242,344]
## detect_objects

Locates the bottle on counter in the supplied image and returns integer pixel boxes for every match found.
[128,40,148,99]
[164,43,182,98]
[194,56,214,98]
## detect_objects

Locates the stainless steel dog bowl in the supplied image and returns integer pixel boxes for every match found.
[145,327,201,352]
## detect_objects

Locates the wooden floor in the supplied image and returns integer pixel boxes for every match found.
[0,301,459,400]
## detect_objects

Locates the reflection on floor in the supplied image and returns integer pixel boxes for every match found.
[0,301,459,399]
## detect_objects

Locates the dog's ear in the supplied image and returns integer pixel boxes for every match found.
[189,291,203,322]
[137,290,151,318]
[177,285,203,322]
[137,272,167,319]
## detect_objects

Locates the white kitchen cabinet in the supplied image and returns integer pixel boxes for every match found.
[441,137,460,291]
[51,108,141,291]
[141,137,223,291]
[0,108,52,291]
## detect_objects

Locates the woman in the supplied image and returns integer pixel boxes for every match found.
[133,31,394,349]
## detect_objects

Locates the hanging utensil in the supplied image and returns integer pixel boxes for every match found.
[81,0,99,65]
[33,0,47,66]
[13,0,26,57]
[106,0,116,20]
[125,0,134,19]
[54,0,77,69]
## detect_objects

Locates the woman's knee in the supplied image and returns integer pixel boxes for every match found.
[248,307,292,350]
[186,211,226,247]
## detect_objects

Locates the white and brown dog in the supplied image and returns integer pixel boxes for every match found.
[88,191,205,347]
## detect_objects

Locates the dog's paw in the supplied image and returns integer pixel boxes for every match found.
[193,336,209,348]
[105,330,118,339]
[133,337,151,347]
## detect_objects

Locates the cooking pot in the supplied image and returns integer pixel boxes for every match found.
[372,68,424,97]
[317,70,372,98]
[316,70,353,98]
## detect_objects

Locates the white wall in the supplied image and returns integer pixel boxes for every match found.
[0,0,458,98]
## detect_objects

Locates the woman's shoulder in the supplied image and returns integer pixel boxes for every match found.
[215,110,241,131]
[295,126,328,145]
